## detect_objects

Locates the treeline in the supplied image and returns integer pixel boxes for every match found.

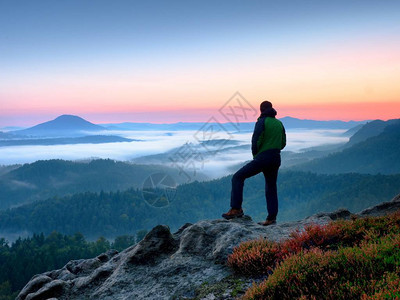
[0,231,139,300]
[0,159,189,210]
[1,171,399,239]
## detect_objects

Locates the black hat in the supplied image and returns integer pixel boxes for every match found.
[260,101,273,112]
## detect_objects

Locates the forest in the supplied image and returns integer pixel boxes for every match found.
[0,231,138,300]
[0,159,188,210]
[1,171,399,240]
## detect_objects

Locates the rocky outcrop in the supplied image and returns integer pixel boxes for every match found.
[17,195,400,300]
[358,193,400,217]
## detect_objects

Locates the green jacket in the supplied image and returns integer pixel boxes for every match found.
[251,114,286,158]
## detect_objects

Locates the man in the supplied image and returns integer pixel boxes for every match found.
[222,100,286,226]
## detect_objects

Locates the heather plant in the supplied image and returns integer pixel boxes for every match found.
[228,212,400,277]
[362,271,400,299]
[227,223,345,277]
[227,239,282,276]
[243,235,400,299]
[227,211,400,299]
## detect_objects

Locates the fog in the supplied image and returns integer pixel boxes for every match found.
[0,129,349,179]
[0,130,197,165]
[285,129,349,151]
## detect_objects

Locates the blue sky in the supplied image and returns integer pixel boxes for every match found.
[1,0,400,126]
[2,1,398,64]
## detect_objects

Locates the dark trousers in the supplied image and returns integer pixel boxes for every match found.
[231,149,281,220]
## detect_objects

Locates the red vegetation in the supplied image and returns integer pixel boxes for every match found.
[227,211,400,299]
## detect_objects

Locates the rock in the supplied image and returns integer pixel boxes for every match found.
[358,197,400,217]
[24,280,67,300]
[66,258,102,276]
[127,225,178,265]
[17,199,400,300]
[17,275,52,300]
[391,193,400,202]
[313,208,352,220]
[97,249,119,262]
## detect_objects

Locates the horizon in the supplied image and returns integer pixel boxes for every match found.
[0,112,379,129]
[1,1,399,127]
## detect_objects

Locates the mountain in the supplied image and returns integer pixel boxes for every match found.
[280,116,367,129]
[102,122,218,131]
[293,121,400,174]
[14,115,105,137]
[6,116,368,140]
[16,196,400,300]
[345,118,400,147]
[0,131,17,139]
[6,116,368,139]
[0,126,25,131]
[103,121,257,133]
[0,135,136,147]
[342,123,364,137]
[102,117,367,132]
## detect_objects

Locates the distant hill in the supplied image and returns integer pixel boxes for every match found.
[345,119,400,147]
[103,117,367,132]
[104,121,255,133]
[0,131,17,139]
[294,121,400,174]
[14,115,105,137]
[6,116,369,139]
[0,159,202,210]
[0,126,25,131]
[0,135,136,147]
[6,116,369,140]
[342,124,364,137]
[102,122,216,131]
[280,117,367,129]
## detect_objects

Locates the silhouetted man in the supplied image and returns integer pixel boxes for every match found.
[222,100,286,226]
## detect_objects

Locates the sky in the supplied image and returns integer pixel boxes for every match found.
[1,0,400,127]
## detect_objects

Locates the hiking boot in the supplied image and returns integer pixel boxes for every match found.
[222,208,244,220]
[257,219,276,226]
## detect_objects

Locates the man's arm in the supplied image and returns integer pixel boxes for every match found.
[251,117,265,157]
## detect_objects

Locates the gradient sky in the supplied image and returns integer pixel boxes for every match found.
[1,0,399,127]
